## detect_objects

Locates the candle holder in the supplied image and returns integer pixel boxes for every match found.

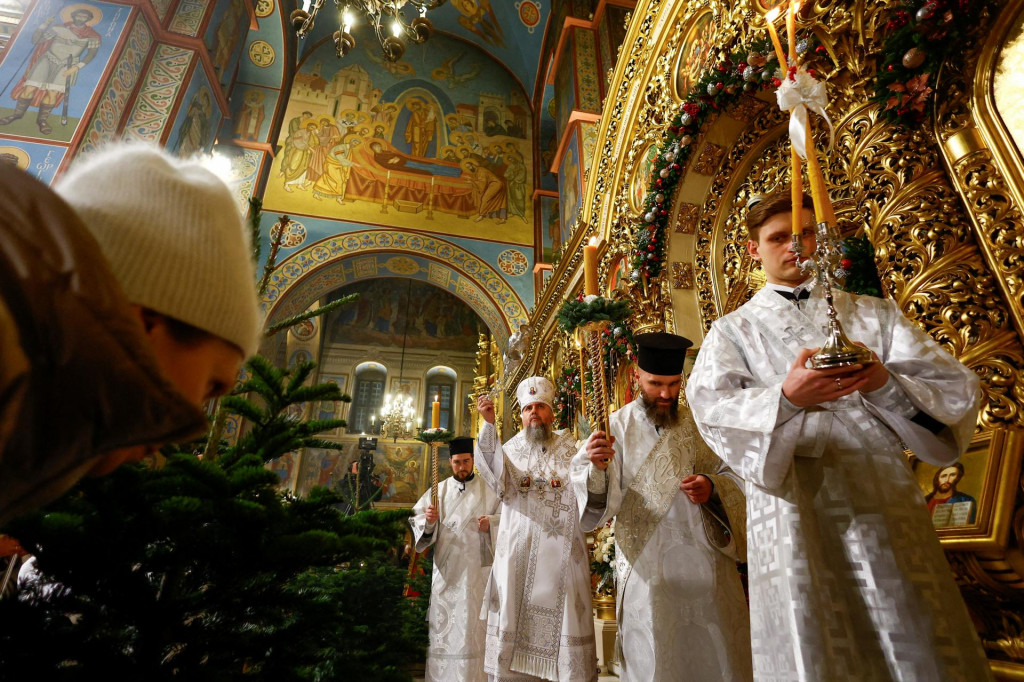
[794,226,872,369]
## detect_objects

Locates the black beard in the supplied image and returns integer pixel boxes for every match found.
[453,470,474,482]
[525,423,552,444]
[641,394,679,429]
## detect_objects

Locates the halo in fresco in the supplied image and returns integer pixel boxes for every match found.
[61,3,103,24]
[0,146,30,170]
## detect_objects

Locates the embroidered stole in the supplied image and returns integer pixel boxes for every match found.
[617,411,747,571]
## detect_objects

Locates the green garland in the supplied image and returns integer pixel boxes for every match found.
[871,0,990,126]
[633,38,785,281]
[556,295,632,333]
[415,428,454,444]
[839,236,884,297]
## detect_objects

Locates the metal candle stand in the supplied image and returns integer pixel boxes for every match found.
[793,223,872,370]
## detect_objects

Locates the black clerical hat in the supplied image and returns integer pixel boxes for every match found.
[635,332,693,376]
[448,437,474,456]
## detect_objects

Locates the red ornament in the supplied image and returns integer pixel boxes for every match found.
[887,64,895,72]
[815,45,826,54]
[715,82,724,90]
[841,258,853,269]
[771,77,782,87]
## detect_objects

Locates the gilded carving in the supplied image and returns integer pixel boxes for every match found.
[674,201,699,234]
[671,261,695,289]
[693,142,725,176]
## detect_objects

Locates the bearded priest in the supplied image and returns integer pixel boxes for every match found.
[474,377,597,682]
[570,331,752,682]
[410,437,501,682]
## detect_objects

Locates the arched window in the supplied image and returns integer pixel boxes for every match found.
[422,367,457,431]
[349,363,387,434]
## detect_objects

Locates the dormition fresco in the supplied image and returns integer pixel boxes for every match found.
[0,140,66,183]
[0,0,130,143]
[166,63,220,157]
[204,0,247,91]
[557,130,582,240]
[324,277,483,353]
[262,28,534,245]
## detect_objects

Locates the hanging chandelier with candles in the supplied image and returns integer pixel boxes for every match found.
[290,0,447,62]
[377,390,418,440]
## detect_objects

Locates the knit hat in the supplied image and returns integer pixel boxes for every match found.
[55,144,262,357]
[516,376,554,412]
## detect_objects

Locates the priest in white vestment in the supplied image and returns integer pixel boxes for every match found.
[570,331,753,682]
[686,190,992,681]
[474,377,597,682]
[410,437,501,682]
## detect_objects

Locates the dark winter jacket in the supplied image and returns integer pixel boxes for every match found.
[0,164,207,525]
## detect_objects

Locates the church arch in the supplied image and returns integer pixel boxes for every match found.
[261,229,527,347]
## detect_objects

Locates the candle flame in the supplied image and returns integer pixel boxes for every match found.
[588,236,599,247]
[765,7,781,21]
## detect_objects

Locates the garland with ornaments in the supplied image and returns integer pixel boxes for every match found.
[633,37,790,281]
[872,0,990,126]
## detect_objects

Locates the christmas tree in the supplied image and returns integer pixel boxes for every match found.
[0,205,429,679]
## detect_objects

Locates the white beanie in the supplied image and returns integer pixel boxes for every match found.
[516,376,555,412]
[55,143,262,357]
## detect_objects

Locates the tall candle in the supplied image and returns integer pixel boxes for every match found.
[787,1,800,63]
[583,236,599,296]
[431,394,440,429]
[791,148,804,235]
[804,118,836,225]
[764,7,788,68]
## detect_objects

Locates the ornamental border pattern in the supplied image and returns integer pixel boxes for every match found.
[261,230,528,342]
[79,17,153,153]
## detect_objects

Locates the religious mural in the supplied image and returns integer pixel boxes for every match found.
[167,64,219,157]
[228,83,277,143]
[204,0,247,90]
[324,277,483,352]
[0,0,129,143]
[262,29,533,245]
[557,132,581,239]
[0,139,66,183]
[294,441,447,508]
[538,193,562,262]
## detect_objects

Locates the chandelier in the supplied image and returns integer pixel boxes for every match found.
[378,391,418,440]
[375,278,420,440]
[291,0,447,62]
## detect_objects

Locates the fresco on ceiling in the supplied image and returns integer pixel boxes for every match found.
[558,130,582,241]
[226,83,278,143]
[324,277,483,352]
[0,0,130,143]
[166,64,219,157]
[0,140,66,183]
[451,0,505,47]
[204,0,248,90]
[262,29,533,245]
